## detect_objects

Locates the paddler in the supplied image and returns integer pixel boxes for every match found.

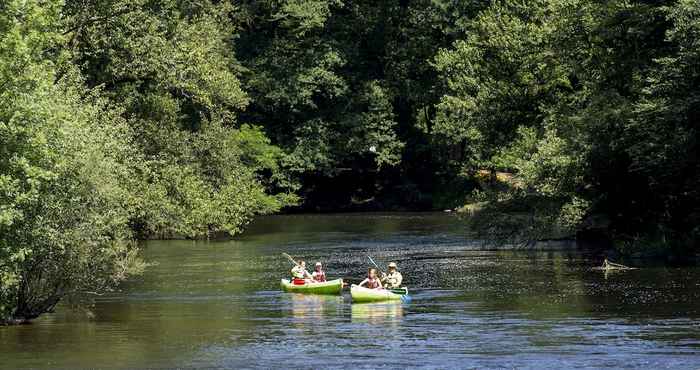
[291,260,311,281]
[359,268,383,289]
[381,262,403,289]
[312,262,326,282]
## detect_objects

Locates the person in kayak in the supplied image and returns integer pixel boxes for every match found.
[381,262,403,289]
[291,260,311,281]
[359,268,383,289]
[312,262,326,282]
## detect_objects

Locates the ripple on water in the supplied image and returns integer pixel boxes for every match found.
[3,213,700,369]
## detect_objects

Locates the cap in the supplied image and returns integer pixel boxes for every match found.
[388,262,397,268]
[315,262,322,267]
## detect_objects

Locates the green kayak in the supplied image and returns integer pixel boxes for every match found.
[350,284,409,303]
[280,278,344,295]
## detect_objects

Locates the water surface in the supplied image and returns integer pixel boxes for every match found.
[2,213,700,369]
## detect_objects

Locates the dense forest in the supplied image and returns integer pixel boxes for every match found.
[1,0,698,323]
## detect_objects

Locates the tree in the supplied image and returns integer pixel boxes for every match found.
[235,0,485,209]
[432,0,698,253]
[0,0,144,323]
[622,0,700,248]
[1,0,298,324]
[63,0,297,237]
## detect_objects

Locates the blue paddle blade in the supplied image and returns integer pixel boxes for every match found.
[400,295,412,303]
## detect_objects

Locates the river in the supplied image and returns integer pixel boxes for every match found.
[1,213,700,369]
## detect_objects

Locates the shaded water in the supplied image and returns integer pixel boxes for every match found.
[2,213,700,369]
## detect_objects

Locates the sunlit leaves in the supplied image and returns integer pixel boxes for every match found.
[433,0,697,250]
[273,0,343,35]
[1,0,298,323]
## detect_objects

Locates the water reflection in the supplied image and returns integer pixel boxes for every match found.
[351,302,404,326]
[286,293,345,319]
[1,213,700,369]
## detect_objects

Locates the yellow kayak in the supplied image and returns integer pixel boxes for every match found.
[350,284,409,303]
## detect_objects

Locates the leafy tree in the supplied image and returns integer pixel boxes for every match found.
[235,0,484,209]
[63,0,297,237]
[433,0,698,253]
[0,0,144,323]
[1,0,298,324]
[622,0,700,248]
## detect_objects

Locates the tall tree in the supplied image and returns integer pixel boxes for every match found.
[431,0,698,252]
[63,0,297,237]
[0,0,144,323]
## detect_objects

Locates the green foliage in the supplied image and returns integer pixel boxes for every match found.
[0,0,144,322]
[2,0,699,323]
[63,0,297,238]
[234,0,490,208]
[132,121,297,238]
[623,0,700,243]
[435,0,698,252]
[348,81,404,168]
[1,0,297,323]
[432,0,571,167]
[274,0,343,36]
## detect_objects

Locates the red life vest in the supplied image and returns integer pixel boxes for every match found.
[313,271,326,282]
[292,278,306,285]
[366,277,380,289]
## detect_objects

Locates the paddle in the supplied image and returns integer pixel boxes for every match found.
[282,252,300,267]
[367,255,385,275]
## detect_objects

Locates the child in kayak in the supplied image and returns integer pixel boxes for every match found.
[291,260,311,281]
[312,262,326,282]
[359,268,383,289]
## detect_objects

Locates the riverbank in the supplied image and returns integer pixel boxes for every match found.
[456,200,699,261]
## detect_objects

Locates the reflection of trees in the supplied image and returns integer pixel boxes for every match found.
[246,214,463,241]
[408,248,700,320]
[0,297,254,368]
[490,251,592,319]
[0,237,270,368]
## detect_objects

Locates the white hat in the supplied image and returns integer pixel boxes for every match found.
[388,262,397,268]
[315,262,322,267]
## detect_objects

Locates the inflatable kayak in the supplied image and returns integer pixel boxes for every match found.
[350,284,409,303]
[280,278,344,295]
